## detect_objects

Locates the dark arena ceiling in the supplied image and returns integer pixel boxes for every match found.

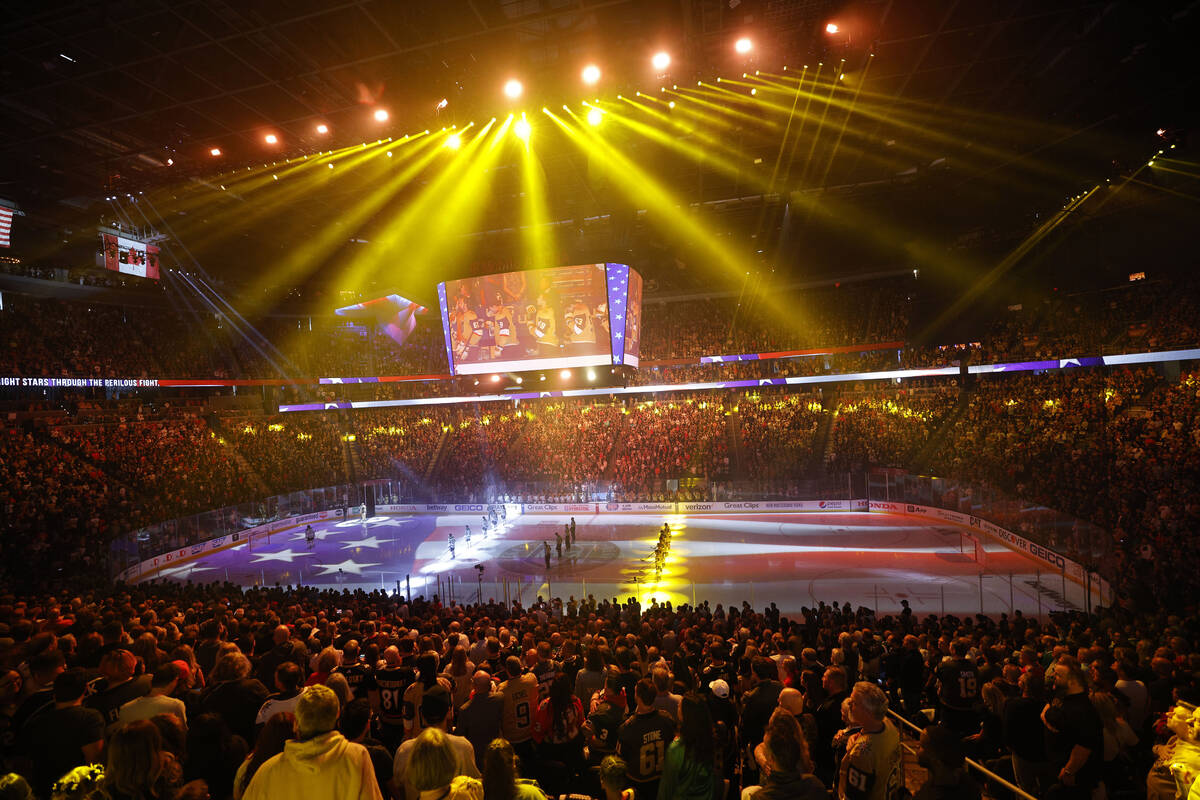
[0,0,1196,310]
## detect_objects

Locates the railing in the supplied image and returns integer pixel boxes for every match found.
[886,708,1040,800]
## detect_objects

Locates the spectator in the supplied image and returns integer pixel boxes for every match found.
[243,684,383,800]
[458,672,505,771]
[1042,660,1103,799]
[199,653,269,747]
[183,713,247,800]
[22,669,104,797]
[91,720,182,800]
[85,650,150,733]
[232,712,295,800]
[742,710,825,800]
[481,738,547,800]
[657,693,722,800]
[395,685,479,800]
[118,664,188,728]
[836,682,901,800]
[912,724,981,800]
[616,679,676,800]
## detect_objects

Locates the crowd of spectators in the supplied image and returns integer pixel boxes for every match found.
[223,415,346,496]
[0,572,1193,800]
[609,400,730,498]
[50,418,258,522]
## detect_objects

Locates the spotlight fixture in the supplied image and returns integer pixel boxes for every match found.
[581,64,601,85]
[651,51,671,71]
[491,374,500,383]
[316,124,329,134]
[587,108,604,126]
[445,133,462,149]
[668,101,676,108]
[374,108,389,122]
[560,369,571,379]
[436,98,448,111]
[165,158,173,166]
[209,147,221,156]
[586,369,596,381]
[264,133,278,144]
[825,22,839,33]
[514,118,531,141]
[734,37,752,54]
[503,79,523,99]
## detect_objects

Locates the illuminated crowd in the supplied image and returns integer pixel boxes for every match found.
[0,561,1191,799]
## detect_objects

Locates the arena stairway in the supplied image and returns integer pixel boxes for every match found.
[807,403,836,476]
[204,413,273,499]
[599,409,631,482]
[728,408,747,479]
[423,425,451,484]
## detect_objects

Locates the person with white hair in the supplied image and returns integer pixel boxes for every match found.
[244,684,383,800]
[836,682,901,800]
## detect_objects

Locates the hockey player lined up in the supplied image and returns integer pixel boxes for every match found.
[464,525,472,549]
[304,525,316,550]
[481,515,489,539]
[448,531,456,559]
[555,531,563,559]
[543,541,552,570]
[570,516,576,544]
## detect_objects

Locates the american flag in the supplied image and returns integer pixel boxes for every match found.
[0,207,12,248]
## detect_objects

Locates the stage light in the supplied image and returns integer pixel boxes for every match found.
[651,51,671,71]
[515,377,523,384]
[316,124,329,134]
[826,22,839,33]
[374,108,389,122]
[514,118,531,141]
[582,64,601,85]
[504,79,523,99]
[210,147,221,157]
[586,369,596,381]
[734,37,752,54]
[386,151,392,157]
[264,134,278,144]
[165,158,173,166]
[750,88,757,95]
[436,98,448,111]
[491,374,500,383]
[560,369,571,378]
[327,163,334,169]
[587,108,604,126]
[668,101,675,108]
[446,133,462,149]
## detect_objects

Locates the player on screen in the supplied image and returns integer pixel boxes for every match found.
[564,300,597,346]
[305,525,315,550]
[529,292,559,355]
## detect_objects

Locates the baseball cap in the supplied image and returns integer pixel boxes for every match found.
[708,679,730,698]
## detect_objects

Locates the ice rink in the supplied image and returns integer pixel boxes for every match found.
[147,511,1090,618]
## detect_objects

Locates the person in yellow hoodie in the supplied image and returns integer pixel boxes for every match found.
[244,684,383,800]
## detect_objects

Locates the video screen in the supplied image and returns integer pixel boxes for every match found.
[437,264,641,375]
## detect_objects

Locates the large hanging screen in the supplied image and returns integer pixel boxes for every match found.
[436,263,642,375]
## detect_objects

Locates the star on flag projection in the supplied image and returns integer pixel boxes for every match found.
[435,263,643,375]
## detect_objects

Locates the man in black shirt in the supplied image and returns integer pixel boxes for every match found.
[457,671,504,770]
[84,649,150,733]
[24,669,104,797]
[1004,672,1050,795]
[334,640,374,700]
[936,639,981,737]
[814,666,849,784]
[373,645,417,751]
[616,678,676,800]
[1042,660,1102,799]
[741,658,784,754]
[11,649,64,733]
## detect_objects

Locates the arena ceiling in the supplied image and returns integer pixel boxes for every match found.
[0,0,1195,301]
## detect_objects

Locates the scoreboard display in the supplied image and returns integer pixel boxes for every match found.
[437,263,642,376]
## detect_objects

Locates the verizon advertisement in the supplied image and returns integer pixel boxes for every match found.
[101,232,161,280]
